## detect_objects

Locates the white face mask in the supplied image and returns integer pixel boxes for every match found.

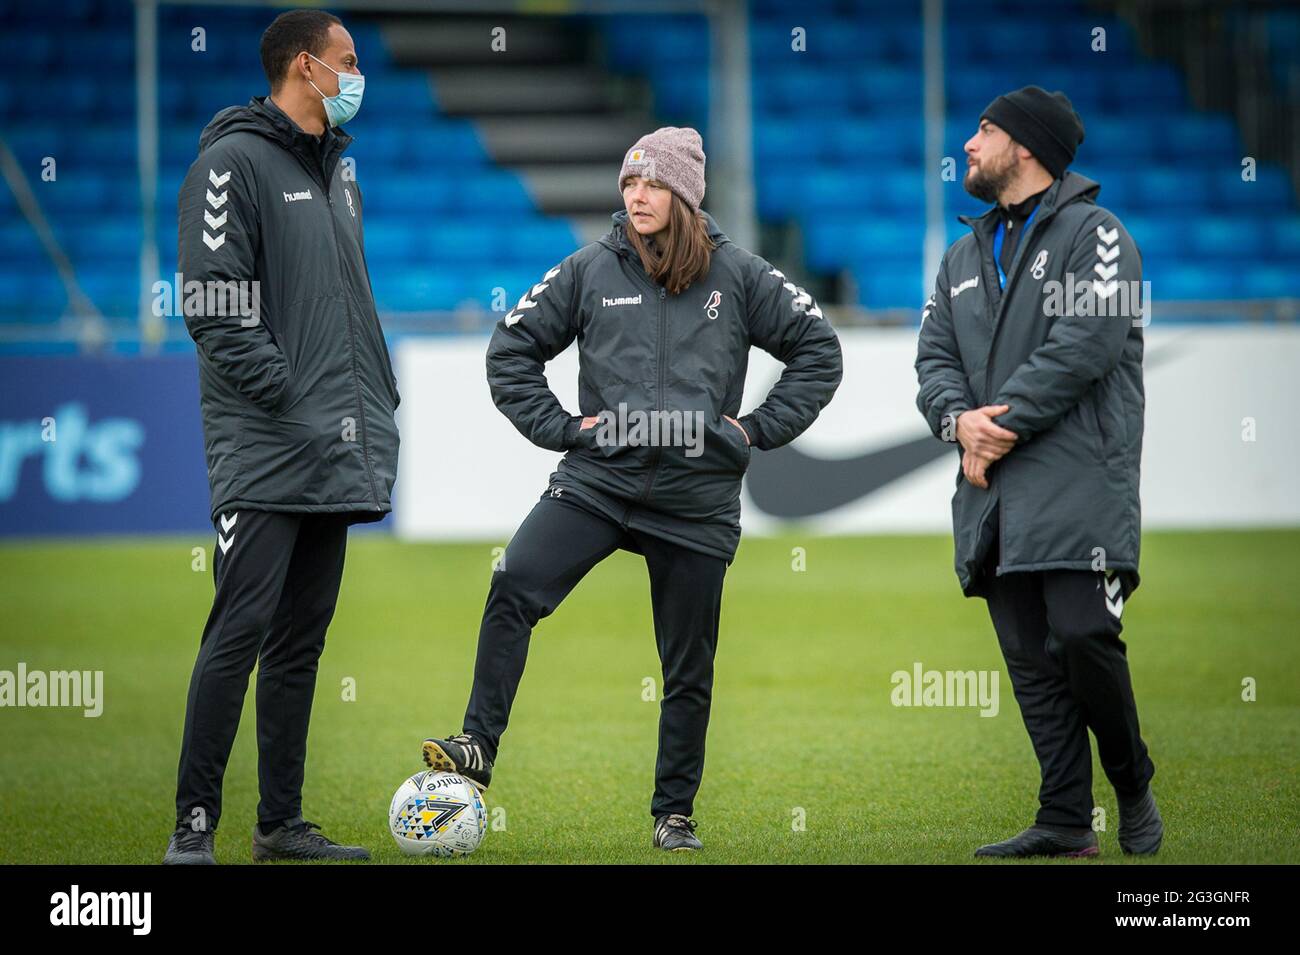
[307,53,364,127]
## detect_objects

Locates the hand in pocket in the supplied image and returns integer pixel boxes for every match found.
[723,415,750,446]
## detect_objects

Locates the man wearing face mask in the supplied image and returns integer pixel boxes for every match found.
[164,9,399,864]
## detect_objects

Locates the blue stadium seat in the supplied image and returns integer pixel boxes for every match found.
[455,172,536,216]
[850,67,923,113]
[403,124,487,165]
[1122,216,1190,259]
[0,271,67,320]
[1145,263,1237,300]
[1186,217,1267,259]
[362,175,457,215]
[1271,217,1300,257]
[852,260,925,309]
[755,118,830,164]
[1155,114,1242,161]
[1129,168,1211,210]
[755,168,804,220]
[1238,265,1292,299]
[1083,119,1161,161]
[652,70,709,125]
[5,0,1300,341]
[805,220,925,274]
[826,116,922,162]
[1217,166,1296,210]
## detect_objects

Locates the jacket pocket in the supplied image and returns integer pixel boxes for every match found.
[719,416,752,472]
[577,415,639,460]
[643,414,746,522]
[268,367,300,420]
[1096,375,1129,464]
[1078,390,1106,461]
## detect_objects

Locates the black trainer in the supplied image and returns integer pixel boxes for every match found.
[251,817,370,862]
[162,824,216,865]
[975,824,1099,858]
[654,813,703,852]
[422,732,492,792]
[1118,786,1163,855]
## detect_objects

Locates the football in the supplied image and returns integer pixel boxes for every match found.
[388,770,487,857]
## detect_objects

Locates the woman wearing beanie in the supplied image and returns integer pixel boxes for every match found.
[421,126,843,852]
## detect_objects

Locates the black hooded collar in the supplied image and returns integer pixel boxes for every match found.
[197,95,352,187]
[959,171,1101,239]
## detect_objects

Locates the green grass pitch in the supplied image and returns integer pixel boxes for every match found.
[1,529,1296,864]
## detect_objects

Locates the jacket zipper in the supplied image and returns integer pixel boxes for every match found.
[973,206,1054,575]
[636,286,668,504]
[308,143,381,512]
[983,211,1053,393]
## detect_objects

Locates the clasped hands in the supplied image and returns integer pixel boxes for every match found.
[956,405,1018,490]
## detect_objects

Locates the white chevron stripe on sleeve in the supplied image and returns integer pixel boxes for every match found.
[502,263,562,327]
[1092,221,1121,299]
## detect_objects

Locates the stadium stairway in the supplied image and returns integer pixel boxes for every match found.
[376,13,659,245]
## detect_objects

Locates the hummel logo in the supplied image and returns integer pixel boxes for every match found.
[602,293,642,308]
[204,176,230,250]
[283,189,313,203]
[769,269,823,318]
[950,276,979,298]
[1104,572,1124,618]
[217,512,236,554]
[505,264,562,327]
[1095,223,1121,299]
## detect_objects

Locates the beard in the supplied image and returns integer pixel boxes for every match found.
[964,150,1020,203]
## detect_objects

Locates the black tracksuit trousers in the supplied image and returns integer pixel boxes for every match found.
[462,492,728,819]
[981,545,1156,828]
[174,509,349,831]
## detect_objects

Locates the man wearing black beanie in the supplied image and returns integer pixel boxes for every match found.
[915,87,1162,858]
